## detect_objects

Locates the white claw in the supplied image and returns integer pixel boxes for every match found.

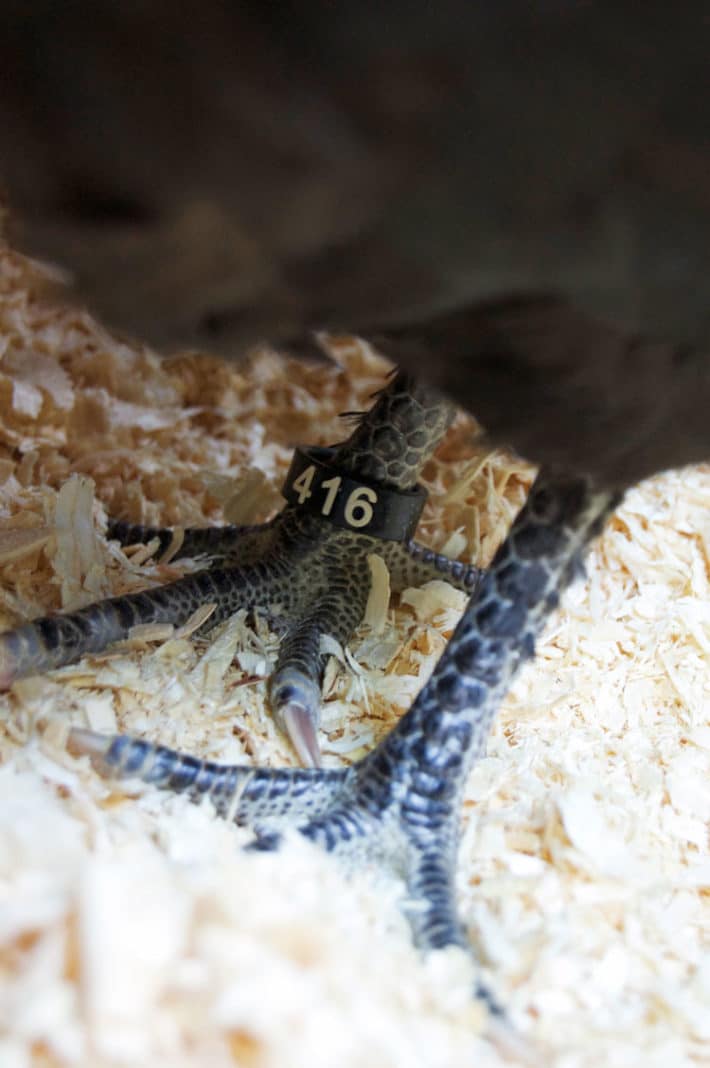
[486,1016,547,1067]
[281,702,322,767]
[66,726,112,760]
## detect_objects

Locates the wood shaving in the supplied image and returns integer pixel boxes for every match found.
[0,526,53,564]
[0,244,708,1067]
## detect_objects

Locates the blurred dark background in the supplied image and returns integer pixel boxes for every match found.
[1,2,709,484]
[1,1,708,353]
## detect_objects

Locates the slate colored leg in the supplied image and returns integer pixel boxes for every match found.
[0,372,478,763]
[68,467,619,1021]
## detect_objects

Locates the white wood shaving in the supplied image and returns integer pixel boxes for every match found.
[158,526,185,565]
[126,623,177,644]
[0,245,708,1067]
[220,468,284,524]
[174,602,218,639]
[122,538,161,568]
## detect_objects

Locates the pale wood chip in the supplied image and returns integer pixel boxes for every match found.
[173,601,217,638]
[0,525,53,563]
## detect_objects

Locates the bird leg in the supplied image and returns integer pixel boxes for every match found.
[1,363,621,1025]
[65,465,619,1020]
[0,371,479,765]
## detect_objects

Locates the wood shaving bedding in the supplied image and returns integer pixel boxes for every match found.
[0,243,708,1067]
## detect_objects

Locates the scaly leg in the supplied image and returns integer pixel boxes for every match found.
[69,468,619,1019]
[0,372,479,763]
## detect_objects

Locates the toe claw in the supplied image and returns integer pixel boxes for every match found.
[485,1015,546,1067]
[67,726,113,762]
[281,702,322,767]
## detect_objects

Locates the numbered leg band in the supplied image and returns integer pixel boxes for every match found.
[281,447,427,541]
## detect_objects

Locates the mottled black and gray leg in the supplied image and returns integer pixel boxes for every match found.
[68,469,619,1024]
[386,538,482,594]
[269,583,371,766]
[109,518,482,592]
[0,561,304,687]
[106,519,269,564]
[67,727,351,831]
[1,372,482,764]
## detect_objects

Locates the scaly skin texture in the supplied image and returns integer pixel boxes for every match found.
[68,465,618,1025]
[1,367,622,1034]
[0,371,478,765]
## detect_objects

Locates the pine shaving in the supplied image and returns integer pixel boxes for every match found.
[126,623,176,643]
[124,537,161,567]
[158,525,185,564]
[174,602,218,639]
[0,525,53,563]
